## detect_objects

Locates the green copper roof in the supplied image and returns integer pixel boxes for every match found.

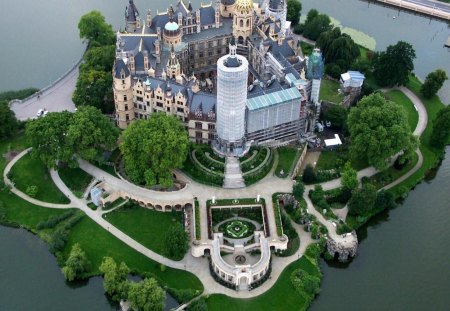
[247,87,302,111]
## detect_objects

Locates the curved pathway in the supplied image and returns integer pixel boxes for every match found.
[2,87,428,299]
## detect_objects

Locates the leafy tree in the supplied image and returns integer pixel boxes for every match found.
[293,180,305,200]
[62,243,91,281]
[347,93,418,170]
[163,223,188,261]
[189,298,208,311]
[375,190,396,211]
[128,278,165,311]
[0,101,18,140]
[72,68,114,113]
[430,106,450,149]
[81,45,116,72]
[26,185,38,198]
[26,111,74,168]
[421,69,448,99]
[120,113,189,188]
[340,162,358,190]
[287,0,302,26]
[290,268,321,298]
[99,257,130,302]
[302,10,332,41]
[302,164,316,183]
[322,104,348,129]
[348,183,377,216]
[78,11,115,46]
[317,28,359,72]
[373,41,416,87]
[66,106,119,162]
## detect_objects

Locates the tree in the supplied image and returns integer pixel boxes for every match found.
[163,223,188,260]
[421,69,448,99]
[430,106,450,149]
[293,180,305,200]
[347,93,418,170]
[120,113,189,188]
[189,298,208,311]
[26,111,74,168]
[78,11,115,46]
[348,182,377,216]
[99,257,130,302]
[81,45,116,72]
[66,106,119,162]
[340,162,358,190]
[62,243,91,281]
[375,190,396,211]
[287,0,302,26]
[72,68,114,113]
[302,10,332,41]
[373,41,416,87]
[322,104,348,129]
[302,164,316,183]
[128,278,165,311]
[317,28,359,72]
[0,101,18,140]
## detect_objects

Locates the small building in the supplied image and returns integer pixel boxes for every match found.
[324,134,342,149]
[340,71,365,90]
[90,187,103,207]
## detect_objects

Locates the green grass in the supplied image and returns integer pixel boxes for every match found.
[369,152,419,189]
[62,216,202,291]
[0,88,39,101]
[206,255,320,311]
[103,207,183,258]
[58,166,93,198]
[316,149,368,171]
[385,90,418,131]
[181,152,223,187]
[300,41,314,56]
[319,79,345,104]
[275,147,300,178]
[9,152,69,204]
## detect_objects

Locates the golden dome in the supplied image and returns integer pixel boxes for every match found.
[235,0,253,13]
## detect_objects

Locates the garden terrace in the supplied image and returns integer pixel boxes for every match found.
[181,149,223,187]
[243,149,275,186]
[240,148,269,173]
[275,146,302,178]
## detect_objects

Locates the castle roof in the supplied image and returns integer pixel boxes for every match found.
[126,0,139,22]
[114,59,130,78]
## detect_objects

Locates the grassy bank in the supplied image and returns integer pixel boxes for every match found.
[319,79,345,104]
[58,166,93,198]
[385,90,418,131]
[275,146,300,178]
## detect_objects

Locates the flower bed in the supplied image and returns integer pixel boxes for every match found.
[218,220,255,239]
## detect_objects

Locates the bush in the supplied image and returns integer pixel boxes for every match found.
[36,210,76,230]
[325,63,342,79]
[293,181,305,200]
[26,185,38,198]
[302,165,316,183]
[189,297,208,311]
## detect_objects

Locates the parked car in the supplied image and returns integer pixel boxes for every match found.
[43,110,49,116]
[36,109,44,117]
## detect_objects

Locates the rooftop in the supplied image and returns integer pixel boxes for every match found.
[247,86,302,111]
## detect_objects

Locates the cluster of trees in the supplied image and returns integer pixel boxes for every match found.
[163,223,189,261]
[120,113,189,188]
[73,11,116,113]
[347,93,418,170]
[421,69,448,99]
[62,243,91,281]
[26,106,119,168]
[348,185,395,218]
[373,41,416,87]
[321,104,348,130]
[99,257,165,310]
[287,0,302,26]
[430,105,450,149]
[290,267,321,303]
[316,27,360,78]
[295,9,332,41]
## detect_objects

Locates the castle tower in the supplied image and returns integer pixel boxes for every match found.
[220,0,236,18]
[264,0,287,37]
[307,48,324,131]
[215,0,221,28]
[146,9,152,27]
[113,59,134,129]
[125,0,141,33]
[166,45,181,79]
[214,38,249,156]
[233,0,254,45]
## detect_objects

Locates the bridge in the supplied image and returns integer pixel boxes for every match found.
[372,0,450,20]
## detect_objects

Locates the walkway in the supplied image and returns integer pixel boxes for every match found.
[223,157,245,189]
[10,59,80,120]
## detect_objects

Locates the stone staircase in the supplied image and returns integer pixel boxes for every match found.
[223,157,245,189]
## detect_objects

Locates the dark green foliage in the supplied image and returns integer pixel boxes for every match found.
[25,185,38,197]
[121,114,188,188]
[421,69,448,99]
[293,181,305,200]
[243,149,275,185]
[375,190,396,211]
[321,104,348,130]
[163,223,189,261]
[373,41,416,87]
[302,9,332,41]
[36,210,76,230]
[430,106,450,149]
[241,148,268,172]
[290,267,321,302]
[287,0,302,25]
[78,11,115,46]
[276,213,300,257]
[317,27,360,72]
[325,63,342,79]
[211,207,263,226]
[189,297,208,311]
[325,187,352,205]
[348,93,418,170]
[348,183,377,216]
[99,257,130,302]
[340,162,358,190]
[49,214,84,253]
[62,243,91,281]
[128,278,165,311]
[0,88,39,101]
[81,45,116,72]
[0,101,18,140]
[302,164,316,183]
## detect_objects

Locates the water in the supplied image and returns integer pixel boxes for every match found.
[310,147,450,311]
[0,0,449,309]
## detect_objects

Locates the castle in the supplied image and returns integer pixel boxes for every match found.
[113,0,324,153]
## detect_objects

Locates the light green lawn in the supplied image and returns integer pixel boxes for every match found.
[385,90,418,131]
[320,79,345,104]
[275,147,299,178]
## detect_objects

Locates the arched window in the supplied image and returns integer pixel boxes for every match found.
[246,19,250,27]
[239,19,243,27]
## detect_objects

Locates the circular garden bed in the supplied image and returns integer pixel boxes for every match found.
[219,220,256,239]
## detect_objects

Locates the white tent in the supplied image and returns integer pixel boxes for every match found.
[324,134,342,147]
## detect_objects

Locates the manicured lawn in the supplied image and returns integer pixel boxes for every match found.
[206,255,320,311]
[369,152,419,189]
[319,79,345,104]
[300,41,314,56]
[58,166,93,198]
[63,216,203,292]
[275,147,300,178]
[385,90,418,131]
[316,149,368,171]
[9,152,69,204]
[181,153,223,186]
[103,207,183,258]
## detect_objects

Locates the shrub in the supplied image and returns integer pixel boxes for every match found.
[189,297,208,311]
[36,210,76,230]
[293,181,305,200]
[302,164,316,183]
[26,185,38,197]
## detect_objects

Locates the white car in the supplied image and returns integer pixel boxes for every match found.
[36,109,44,117]
[43,110,49,116]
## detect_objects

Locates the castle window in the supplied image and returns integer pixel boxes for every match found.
[208,123,215,130]
[195,122,202,129]
[196,131,202,138]
[125,114,129,121]
[208,133,215,140]
[166,107,170,112]
[177,107,184,113]
[124,95,128,101]
[125,104,129,110]
[137,96,143,102]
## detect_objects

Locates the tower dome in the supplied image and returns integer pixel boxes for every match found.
[235,0,253,13]
[163,19,182,46]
